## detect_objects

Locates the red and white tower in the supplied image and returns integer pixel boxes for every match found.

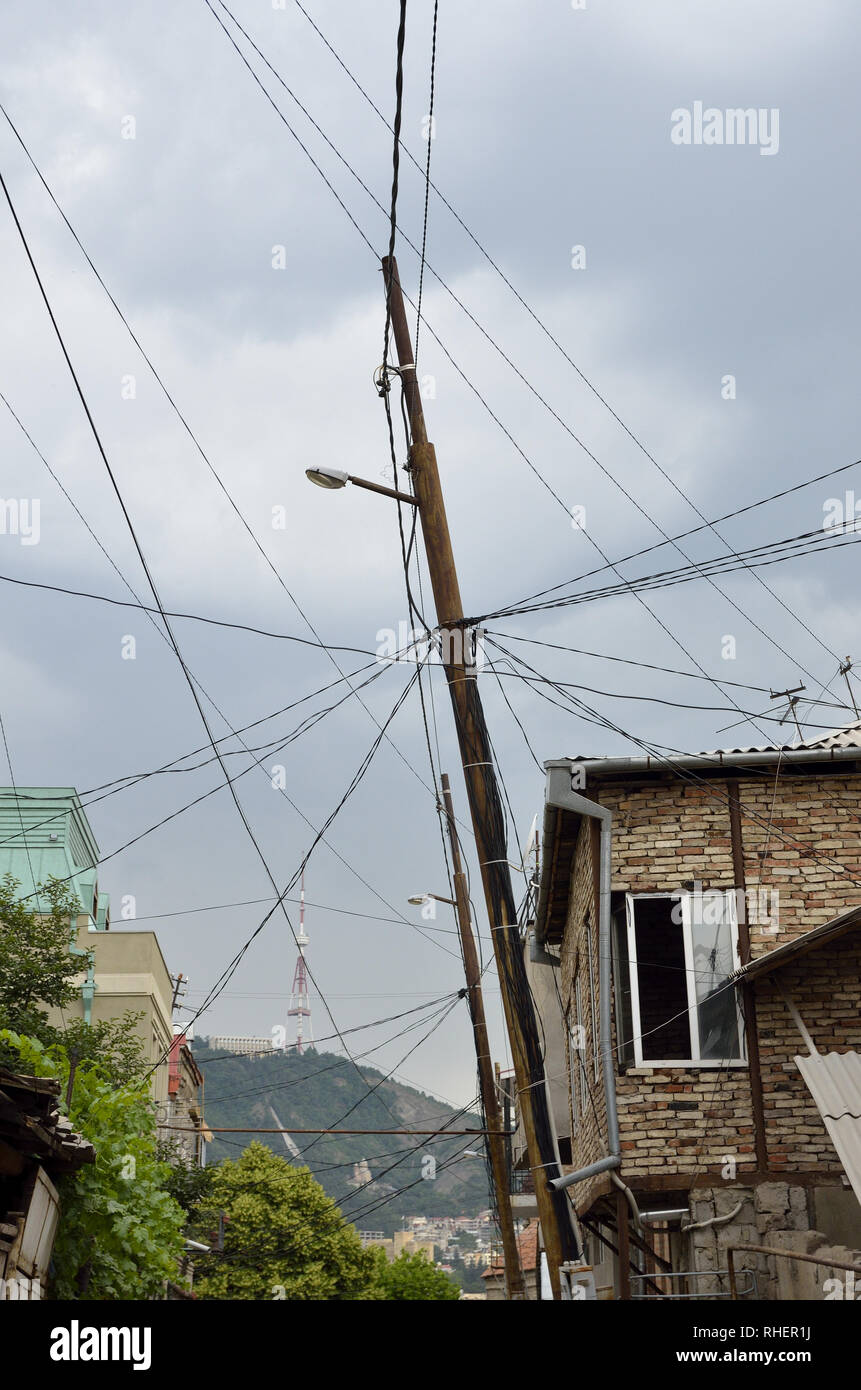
[288,870,313,1053]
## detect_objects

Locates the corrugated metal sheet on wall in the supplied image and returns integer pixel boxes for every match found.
[794,1050,861,1206]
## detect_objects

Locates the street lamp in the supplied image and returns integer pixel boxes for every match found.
[407,891,456,908]
[305,465,418,506]
[305,465,348,490]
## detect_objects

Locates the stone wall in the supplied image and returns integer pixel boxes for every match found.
[686,1182,861,1300]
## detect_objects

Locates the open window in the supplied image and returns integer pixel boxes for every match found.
[625,891,745,1067]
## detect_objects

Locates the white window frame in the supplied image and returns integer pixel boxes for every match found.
[625,891,746,1069]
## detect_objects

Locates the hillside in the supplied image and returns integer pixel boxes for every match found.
[194,1040,490,1235]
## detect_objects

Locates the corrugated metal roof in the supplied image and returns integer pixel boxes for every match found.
[794,1050,861,1207]
[566,718,861,766]
[699,718,861,757]
[801,718,861,750]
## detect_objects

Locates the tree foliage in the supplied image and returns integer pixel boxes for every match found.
[59,1012,149,1088]
[193,1142,384,1301]
[0,1030,185,1300]
[156,1139,218,1216]
[376,1248,461,1301]
[0,873,83,1036]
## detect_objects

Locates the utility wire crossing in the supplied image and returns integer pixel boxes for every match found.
[162,1125,507,1137]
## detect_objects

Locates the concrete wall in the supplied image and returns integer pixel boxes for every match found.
[49,928,174,1106]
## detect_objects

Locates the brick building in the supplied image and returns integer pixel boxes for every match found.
[529,722,861,1299]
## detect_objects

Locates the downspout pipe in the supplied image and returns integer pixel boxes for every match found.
[538,765,621,1194]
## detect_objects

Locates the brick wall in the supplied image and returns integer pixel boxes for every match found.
[555,765,861,1210]
[756,935,861,1172]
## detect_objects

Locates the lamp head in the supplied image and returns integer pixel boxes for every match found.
[305,466,349,490]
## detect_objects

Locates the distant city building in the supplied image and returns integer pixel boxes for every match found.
[357,1231,386,1246]
[208,1035,273,1056]
[393,1230,436,1262]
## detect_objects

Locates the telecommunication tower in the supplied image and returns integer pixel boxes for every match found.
[287,870,313,1052]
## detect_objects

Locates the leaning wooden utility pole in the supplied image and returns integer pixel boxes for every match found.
[382,255,574,1298]
[439,772,526,1299]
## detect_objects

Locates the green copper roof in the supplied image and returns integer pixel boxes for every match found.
[0,787,108,926]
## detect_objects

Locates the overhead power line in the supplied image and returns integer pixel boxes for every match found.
[473,523,861,623]
[0,97,447,818]
[0,162,423,1127]
[1,153,458,1159]
[197,9,833,751]
[288,0,842,673]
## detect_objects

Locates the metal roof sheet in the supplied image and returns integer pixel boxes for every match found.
[698,717,861,757]
[794,1050,861,1207]
[801,717,861,750]
[564,719,861,767]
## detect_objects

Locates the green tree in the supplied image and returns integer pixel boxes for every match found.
[0,1030,185,1299]
[60,1013,148,1088]
[0,873,83,1036]
[0,873,148,1084]
[377,1249,461,1301]
[156,1139,218,1218]
[193,1142,384,1301]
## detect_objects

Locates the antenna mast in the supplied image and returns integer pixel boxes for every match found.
[288,869,313,1053]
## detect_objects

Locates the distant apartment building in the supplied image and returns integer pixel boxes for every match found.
[208,1035,274,1056]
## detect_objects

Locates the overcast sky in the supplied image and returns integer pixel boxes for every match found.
[1,0,859,1110]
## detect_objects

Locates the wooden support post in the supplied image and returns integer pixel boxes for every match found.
[440,772,526,1299]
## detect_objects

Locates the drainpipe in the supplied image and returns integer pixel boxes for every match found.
[539,764,621,1194]
[80,954,96,1026]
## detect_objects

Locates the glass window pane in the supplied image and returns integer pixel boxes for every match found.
[690,891,741,1059]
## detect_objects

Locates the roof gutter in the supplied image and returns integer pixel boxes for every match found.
[537,764,621,1193]
[547,745,861,778]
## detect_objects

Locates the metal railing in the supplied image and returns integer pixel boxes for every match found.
[726,1244,861,1300]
